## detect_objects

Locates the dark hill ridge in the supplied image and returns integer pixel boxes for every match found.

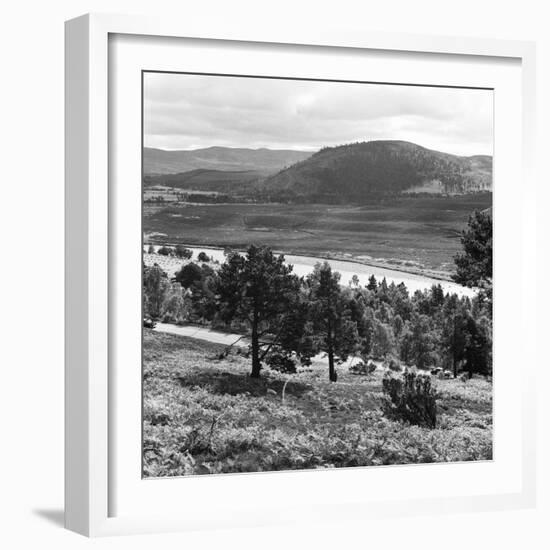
[144,146,313,175]
[258,140,492,201]
[144,168,264,194]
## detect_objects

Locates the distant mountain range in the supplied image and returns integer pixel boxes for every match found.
[144,146,313,175]
[144,141,492,202]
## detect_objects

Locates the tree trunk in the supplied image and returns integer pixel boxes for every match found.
[453,354,457,378]
[250,311,261,378]
[327,319,337,382]
[328,345,337,382]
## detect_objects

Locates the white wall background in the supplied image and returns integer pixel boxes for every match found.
[0,1,547,548]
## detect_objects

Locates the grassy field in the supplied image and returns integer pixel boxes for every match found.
[143,194,492,271]
[143,330,493,477]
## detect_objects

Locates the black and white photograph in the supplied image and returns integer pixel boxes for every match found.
[2,0,546,544]
[141,72,493,478]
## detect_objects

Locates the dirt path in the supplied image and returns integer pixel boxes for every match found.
[153,322,364,368]
[154,322,248,347]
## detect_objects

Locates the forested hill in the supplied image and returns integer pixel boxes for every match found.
[258,140,492,202]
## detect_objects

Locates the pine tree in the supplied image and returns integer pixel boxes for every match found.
[441,309,469,377]
[453,210,492,287]
[307,262,359,381]
[367,274,377,291]
[215,245,301,378]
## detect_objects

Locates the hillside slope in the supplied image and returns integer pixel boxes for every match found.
[259,140,492,202]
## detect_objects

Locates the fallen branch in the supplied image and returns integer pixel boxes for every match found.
[282,378,291,404]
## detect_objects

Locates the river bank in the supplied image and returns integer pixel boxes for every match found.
[144,244,476,297]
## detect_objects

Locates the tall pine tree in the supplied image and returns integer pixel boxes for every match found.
[215,245,301,378]
[307,262,359,382]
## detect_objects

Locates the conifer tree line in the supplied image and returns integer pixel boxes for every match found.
[144,210,492,381]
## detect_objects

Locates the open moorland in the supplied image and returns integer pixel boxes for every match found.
[143,194,491,273]
[143,331,493,477]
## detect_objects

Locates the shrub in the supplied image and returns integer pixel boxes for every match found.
[174,262,203,289]
[382,369,438,428]
[197,251,211,262]
[147,244,155,254]
[175,245,193,259]
[161,283,191,325]
[157,246,174,256]
[143,317,156,329]
[385,356,402,372]
[349,360,377,376]
[265,352,297,374]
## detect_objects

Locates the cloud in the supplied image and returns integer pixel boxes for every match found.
[144,73,493,156]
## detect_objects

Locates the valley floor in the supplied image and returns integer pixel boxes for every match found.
[143,330,493,477]
[143,194,492,273]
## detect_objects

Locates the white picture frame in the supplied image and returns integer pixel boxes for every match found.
[65,13,537,537]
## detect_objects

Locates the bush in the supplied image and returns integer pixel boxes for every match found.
[157,246,174,256]
[265,352,297,374]
[143,317,156,329]
[175,245,193,259]
[147,244,155,254]
[197,251,211,262]
[349,360,377,376]
[161,283,191,325]
[174,262,204,289]
[382,369,438,428]
[385,356,402,372]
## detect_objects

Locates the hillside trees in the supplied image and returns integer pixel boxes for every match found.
[143,264,191,324]
[400,314,439,369]
[444,209,493,375]
[190,267,219,323]
[274,288,318,365]
[161,283,192,324]
[215,245,301,378]
[143,264,170,320]
[372,320,396,359]
[172,262,219,323]
[144,241,492,380]
[441,308,469,377]
[462,314,492,378]
[367,275,377,291]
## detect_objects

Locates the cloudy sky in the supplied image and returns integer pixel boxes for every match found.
[144,72,493,156]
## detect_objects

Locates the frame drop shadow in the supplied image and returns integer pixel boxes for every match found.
[33,509,64,528]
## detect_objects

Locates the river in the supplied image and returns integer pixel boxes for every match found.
[147,245,476,298]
